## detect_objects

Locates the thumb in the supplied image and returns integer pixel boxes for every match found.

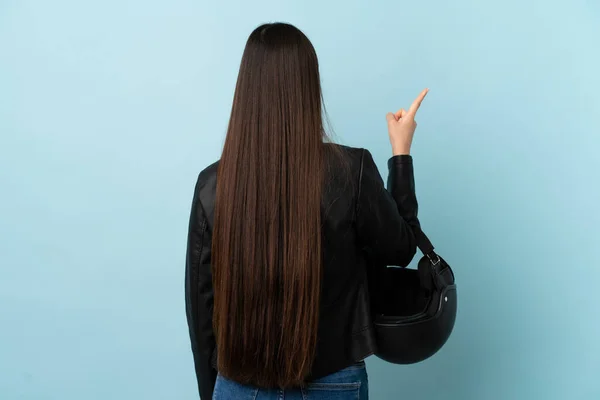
[386,112,397,124]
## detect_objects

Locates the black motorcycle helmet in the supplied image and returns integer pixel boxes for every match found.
[369,228,457,364]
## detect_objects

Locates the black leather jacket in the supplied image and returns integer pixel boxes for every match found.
[184,144,421,399]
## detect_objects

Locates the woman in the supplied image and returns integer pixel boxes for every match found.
[185,22,427,399]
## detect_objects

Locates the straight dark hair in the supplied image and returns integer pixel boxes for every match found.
[212,23,345,388]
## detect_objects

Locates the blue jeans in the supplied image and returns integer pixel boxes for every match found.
[213,361,369,400]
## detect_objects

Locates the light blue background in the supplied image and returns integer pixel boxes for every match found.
[1,1,599,399]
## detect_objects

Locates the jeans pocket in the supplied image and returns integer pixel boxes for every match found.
[303,363,368,399]
[213,374,259,400]
[303,382,361,400]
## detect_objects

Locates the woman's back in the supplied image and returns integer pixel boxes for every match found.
[186,143,421,399]
[184,22,428,400]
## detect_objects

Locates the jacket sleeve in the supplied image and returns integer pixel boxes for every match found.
[356,148,420,267]
[185,176,217,400]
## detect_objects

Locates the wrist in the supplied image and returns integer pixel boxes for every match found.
[392,147,411,156]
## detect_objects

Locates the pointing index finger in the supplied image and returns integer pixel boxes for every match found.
[408,88,429,116]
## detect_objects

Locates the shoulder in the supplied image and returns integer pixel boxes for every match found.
[192,144,369,195]
[192,160,219,217]
[323,143,366,170]
[196,160,219,191]
[324,142,363,156]
[198,159,219,181]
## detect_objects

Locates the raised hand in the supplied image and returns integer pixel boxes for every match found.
[385,88,429,156]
